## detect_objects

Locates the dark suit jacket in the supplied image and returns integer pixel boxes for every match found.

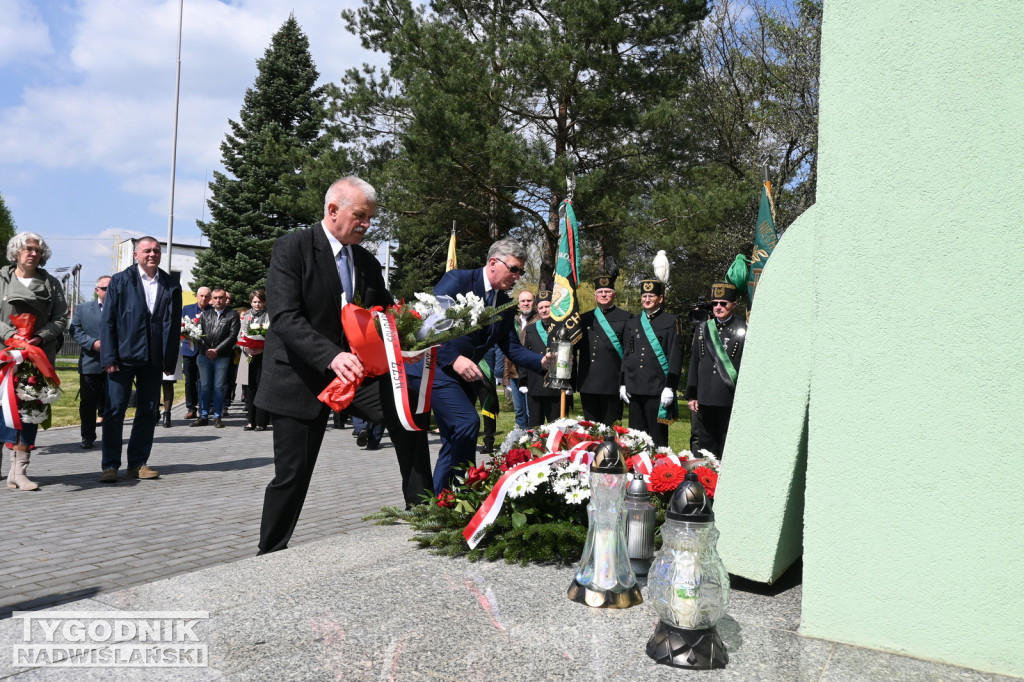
[620,308,683,396]
[522,319,563,396]
[70,300,104,374]
[684,314,747,406]
[254,225,392,419]
[100,265,182,373]
[433,268,542,377]
[577,305,632,395]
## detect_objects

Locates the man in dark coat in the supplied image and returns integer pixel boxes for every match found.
[430,238,548,493]
[256,176,432,555]
[619,279,682,448]
[100,237,182,482]
[576,275,631,426]
[685,282,747,458]
[519,290,571,426]
[70,275,110,449]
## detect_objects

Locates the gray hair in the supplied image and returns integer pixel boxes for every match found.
[95,275,111,284]
[487,238,527,262]
[6,232,52,266]
[324,176,377,215]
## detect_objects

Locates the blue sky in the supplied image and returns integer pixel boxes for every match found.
[0,0,380,291]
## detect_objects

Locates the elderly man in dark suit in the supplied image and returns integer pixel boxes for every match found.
[430,238,549,493]
[100,237,182,483]
[70,275,110,449]
[256,176,432,555]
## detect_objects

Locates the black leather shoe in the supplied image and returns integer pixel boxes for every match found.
[356,429,368,447]
[162,412,171,428]
[80,438,95,449]
[213,418,225,428]
[243,424,254,431]
[190,418,209,427]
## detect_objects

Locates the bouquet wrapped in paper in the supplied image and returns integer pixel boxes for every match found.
[318,293,513,431]
[0,313,62,429]
[237,320,268,351]
[180,314,202,350]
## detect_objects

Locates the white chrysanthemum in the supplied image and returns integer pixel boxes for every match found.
[39,386,62,405]
[530,466,551,484]
[507,475,532,498]
[565,487,590,504]
[551,477,572,495]
[414,292,439,307]
[19,406,48,424]
[15,385,41,401]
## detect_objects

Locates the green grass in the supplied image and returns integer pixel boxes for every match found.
[484,393,692,452]
[49,364,180,429]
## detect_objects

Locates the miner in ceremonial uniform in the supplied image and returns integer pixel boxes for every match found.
[577,275,631,425]
[619,279,682,447]
[519,290,572,426]
[685,282,747,458]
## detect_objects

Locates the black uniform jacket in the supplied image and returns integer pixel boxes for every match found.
[684,314,747,406]
[521,318,563,397]
[577,305,631,395]
[620,308,683,396]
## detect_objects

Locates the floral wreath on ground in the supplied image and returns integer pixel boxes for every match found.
[366,417,720,565]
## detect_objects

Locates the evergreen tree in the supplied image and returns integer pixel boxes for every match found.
[335,0,709,293]
[192,15,338,299]
[0,192,16,267]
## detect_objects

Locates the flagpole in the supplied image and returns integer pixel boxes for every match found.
[165,0,184,276]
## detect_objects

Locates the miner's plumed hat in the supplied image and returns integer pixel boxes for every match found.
[593,274,615,291]
[711,282,738,302]
[640,279,665,296]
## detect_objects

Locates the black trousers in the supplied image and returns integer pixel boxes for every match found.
[627,394,669,448]
[182,353,199,411]
[244,354,269,428]
[527,393,573,427]
[79,373,107,441]
[258,375,432,554]
[693,404,732,459]
[580,393,623,426]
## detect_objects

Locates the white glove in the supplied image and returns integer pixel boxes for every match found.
[619,385,630,403]
[519,386,529,394]
[565,389,573,396]
[660,387,675,407]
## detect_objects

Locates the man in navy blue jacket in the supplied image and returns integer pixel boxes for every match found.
[99,237,182,483]
[430,238,548,492]
[180,286,210,419]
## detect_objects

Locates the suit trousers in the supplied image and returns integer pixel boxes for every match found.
[182,353,199,411]
[259,375,432,554]
[527,393,571,428]
[627,394,669,448]
[431,373,480,493]
[79,372,107,441]
[102,366,162,471]
[693,404,732,459]
[580,393,623,427]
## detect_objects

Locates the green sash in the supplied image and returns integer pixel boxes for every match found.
[641,313,677,422]
[535,320,549,346]
[594,307,623,359]
[478,357,498,419]
[705,319,738,388]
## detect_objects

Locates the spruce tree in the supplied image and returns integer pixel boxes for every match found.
[0,192,16,267]
[192,15,333,299]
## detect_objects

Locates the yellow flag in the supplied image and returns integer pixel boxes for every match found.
[446,229,457,271]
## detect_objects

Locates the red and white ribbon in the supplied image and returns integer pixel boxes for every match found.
[376,312,421,431]
[0,349,26,430]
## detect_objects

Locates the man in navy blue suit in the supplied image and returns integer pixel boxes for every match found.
[431,238,549,492]
[70,275,111,449]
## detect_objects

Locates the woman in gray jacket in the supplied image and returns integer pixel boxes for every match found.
[0,232,68,490]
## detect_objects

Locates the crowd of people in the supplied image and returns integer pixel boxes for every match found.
[1,175,748,560]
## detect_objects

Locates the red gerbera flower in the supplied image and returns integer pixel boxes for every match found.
[693,466,718,498]
[612,425,630,435]
[648,462,687,493]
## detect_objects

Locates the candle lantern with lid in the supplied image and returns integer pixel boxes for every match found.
[645,471,730,669]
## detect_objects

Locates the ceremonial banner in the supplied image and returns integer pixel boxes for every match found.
[549,198,581,343]
[446,228,457,272]
[748,181,780,304]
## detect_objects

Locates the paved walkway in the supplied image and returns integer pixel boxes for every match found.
[1,403,438,619]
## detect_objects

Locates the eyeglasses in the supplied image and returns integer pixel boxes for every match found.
[494,257,524,275]
[712,301,732,308]
[96,286,108,291]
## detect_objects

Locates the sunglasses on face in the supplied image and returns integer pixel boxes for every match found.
[494,257,524,275]
[712,301,732,308]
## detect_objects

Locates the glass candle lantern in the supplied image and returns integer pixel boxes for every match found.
[567,437,643,608]
[645,472,730,669]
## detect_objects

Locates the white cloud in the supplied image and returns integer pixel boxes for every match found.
[0,0,54,67]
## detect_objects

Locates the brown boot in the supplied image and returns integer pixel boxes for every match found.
[8,448,39,491]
